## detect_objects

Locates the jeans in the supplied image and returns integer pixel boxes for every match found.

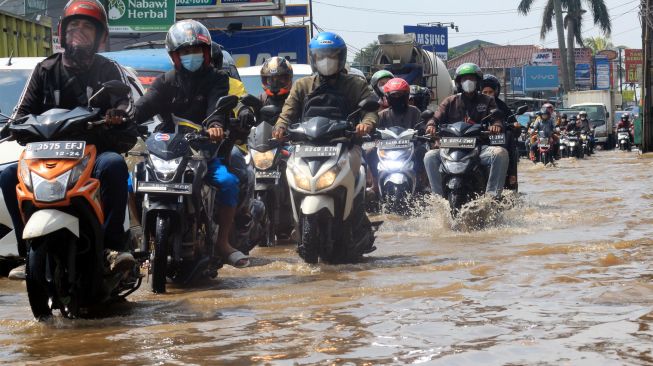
[0,152,129,253]
[423,145,509,197]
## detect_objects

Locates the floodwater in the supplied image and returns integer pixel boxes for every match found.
[1,150,653,365]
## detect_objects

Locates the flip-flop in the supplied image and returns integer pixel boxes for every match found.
[226,251,250,268]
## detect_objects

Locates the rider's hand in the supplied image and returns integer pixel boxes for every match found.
[489,124,502,135]
[272,125,287,140]
[356,123,372,137]
[105,108,127,125]
[425,124,437,136]
[207,126,224,142]
[509,175,517,185]
[237,108,255,128]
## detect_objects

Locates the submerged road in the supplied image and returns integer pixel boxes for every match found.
[1,150,652,365]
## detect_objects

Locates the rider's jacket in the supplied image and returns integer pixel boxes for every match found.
[275,73,378,129]
[378,105,421,130]
[428,92,497,126]
[13,53,135,153]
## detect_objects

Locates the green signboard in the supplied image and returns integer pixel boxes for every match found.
[107,0,175,33]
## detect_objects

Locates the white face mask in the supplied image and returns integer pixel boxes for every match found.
[316,57,339,76]
[461,80,476,93]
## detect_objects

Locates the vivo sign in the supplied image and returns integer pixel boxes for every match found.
[523,66,559,91]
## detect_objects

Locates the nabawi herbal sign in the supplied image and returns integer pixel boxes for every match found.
[108,0,176,33]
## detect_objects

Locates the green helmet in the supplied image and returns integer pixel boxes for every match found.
[454,63,483,92]
[370,70,395,97]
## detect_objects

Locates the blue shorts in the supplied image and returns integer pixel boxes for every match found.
[207,157,240,207]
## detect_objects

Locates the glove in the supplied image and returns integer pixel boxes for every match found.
[105,108,128,125]
[237,108,255,129]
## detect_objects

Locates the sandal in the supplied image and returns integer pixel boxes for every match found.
[226,250,250,268]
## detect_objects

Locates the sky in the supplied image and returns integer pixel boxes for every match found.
[280,0,642,58]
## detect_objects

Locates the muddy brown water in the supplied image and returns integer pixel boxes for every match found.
[1,151,653,365]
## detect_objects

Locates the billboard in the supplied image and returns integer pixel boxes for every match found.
[108,0,175,33]
[532,51,553,65]
[211,26,309,67]
[523,66,559,91]
[595,55,610,90]
[575,63,591,88]
[403,25,448,60]
[177,0,285,18]
[510,67,524,94]
[624,49,643,84]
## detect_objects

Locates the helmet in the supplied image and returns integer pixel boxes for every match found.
[383,78,410,96]
[535,111,543,116]
[569,115,578,121]
[211,42,223,69]
[560,113,567,119]
[308,32,347,77]
[621,112,630,121]
[370,70,394,97]
[165,20,212,71]
[260,56,294,97]
[540,108,551,117]
[542,103,554,110]
[481,74,501,95]
[59,0,108,50]
[454,63,483,92]
[409,85,431,111]
[221,50,240,79]
[578,110,588,118]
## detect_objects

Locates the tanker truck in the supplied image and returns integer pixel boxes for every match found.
[372,34,454,109]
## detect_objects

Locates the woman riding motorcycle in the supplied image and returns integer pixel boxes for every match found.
[134,20,251,268]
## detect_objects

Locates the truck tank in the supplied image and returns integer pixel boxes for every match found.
[372,34,453,109]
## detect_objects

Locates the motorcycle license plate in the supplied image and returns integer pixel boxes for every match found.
[255,170,281,179]
[440,137,476,149]
[488,133,506,145]
[136,182,192,195]
[24,141,85,159]
[540,143,550,148]
[293,144,341,158]
[618,133,629,139]
[361,141,376,150]
[377,139,412,149]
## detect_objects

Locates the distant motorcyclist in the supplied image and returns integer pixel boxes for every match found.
[529,108,558,160]
[566,115,580,132]
[134,20,251,268]
[423,63,508,198]
[558,113,568,130]
[258,56,293,124]
[577,110,595,151]
[370,70,395,110]
[481,74,518,189]
[542,102,556,120]
[0,0,137,280]
[409,85,431,112]
[618,112,634,140]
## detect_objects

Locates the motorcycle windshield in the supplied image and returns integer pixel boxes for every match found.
[146,132,190,160]
[289,116,349,142]
[440,121,482,137]
[10,106,100,141]
[248,122,275,151]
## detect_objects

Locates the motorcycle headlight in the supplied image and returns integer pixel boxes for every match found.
[32,170,71,202]
[150,155,182,182]
[378,149,409,161]
[316,165,340,191]
[251,149,276,170]
[19,159,32,191]
[290,165,311,191]
[67,154,91,189]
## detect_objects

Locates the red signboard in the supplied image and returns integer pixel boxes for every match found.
[625,49,643,84]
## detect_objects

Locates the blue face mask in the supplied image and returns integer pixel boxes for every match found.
[180,53,204,72]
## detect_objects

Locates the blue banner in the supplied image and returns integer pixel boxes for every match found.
[210,26,309,67]
[575,63,591,88]
[594,55,610,90]
[403,25,448,60]
[510,67,524,94]
[523,65,559,91]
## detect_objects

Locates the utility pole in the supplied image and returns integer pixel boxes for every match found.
[553,0,571,93]
[643,0,652,152]
[309,0,314,38]
[618,48,623,97]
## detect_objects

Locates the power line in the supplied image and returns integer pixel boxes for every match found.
[312,1,545,17]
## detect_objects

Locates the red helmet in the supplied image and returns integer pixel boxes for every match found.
[383,78,410,96]
[59,0,108,49]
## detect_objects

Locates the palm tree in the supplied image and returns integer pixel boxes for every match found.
[518,0,612,89]
[583,35,615,54]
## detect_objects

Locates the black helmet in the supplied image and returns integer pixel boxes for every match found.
[481,74,501,95]
[569,115,578,121]
[560,113,567,119]
[409,85,431,112]
[211,41,223,69]
[165,20,212,71]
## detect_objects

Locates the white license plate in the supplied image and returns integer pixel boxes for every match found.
[137,182,192,195]
[255,170,281,179]
[488,133,505,145]
[378,139,412,149]
[25,141,85,159]
[294,144,341,158]
[440,137,476,148]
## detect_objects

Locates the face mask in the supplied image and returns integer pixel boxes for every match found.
[461,80,476,93]
[388,96,408,113]
[180,53,204,72]
[316,57,339,76]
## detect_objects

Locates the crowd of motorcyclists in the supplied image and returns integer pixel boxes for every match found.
[0,0,631,318]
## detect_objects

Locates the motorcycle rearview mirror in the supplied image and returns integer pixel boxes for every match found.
[240,94,262,113]
[420,109,434,122]
[214,95,239,114]
[515,105,528,115]
[87,81,131,108]
[358,98,380,112]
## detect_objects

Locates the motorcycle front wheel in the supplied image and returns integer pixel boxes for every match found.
[26,244,52,320]
[151,214,170,293]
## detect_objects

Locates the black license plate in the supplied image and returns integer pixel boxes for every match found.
[24,141,85,159]
[136,182,192,195]
[488,133,506,145]
[378,139,412,149]
[294,144,340,158]
[255,170,281,179]
[440,137,476,149]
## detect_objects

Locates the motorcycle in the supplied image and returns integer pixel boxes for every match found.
[580,129,593,156]
[247,104,293,247]
[517,125,529,158]
[130,95,238,293]
[535,131,555,166]
[564,130,583,159]
[286,99,380,264]
[617,127,631,151]
[373,126,430,214]
[8,81,141,318]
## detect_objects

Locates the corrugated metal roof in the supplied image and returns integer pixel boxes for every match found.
[447,45,540,70]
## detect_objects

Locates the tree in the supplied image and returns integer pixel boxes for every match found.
[518,0,611,90]
[583,35,615,54]
[353,41,379,72]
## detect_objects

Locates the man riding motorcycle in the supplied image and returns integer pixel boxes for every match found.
[480,74,518,189]
[133,20,251,268]
[271,31,377,251]
[558,113,568,130]
[409,85,431,112]
[258,56,294,123]
[0,0,137,280]
[370,70,395,110]
[423,63,508,199]
[529,108,558,161]
[618,112,633,140]
[577,110,595,151]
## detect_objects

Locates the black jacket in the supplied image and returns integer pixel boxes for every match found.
[13,53,136,153]
[134,67,230,132]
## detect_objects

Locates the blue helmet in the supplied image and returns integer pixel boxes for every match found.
[308,32,347,77]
